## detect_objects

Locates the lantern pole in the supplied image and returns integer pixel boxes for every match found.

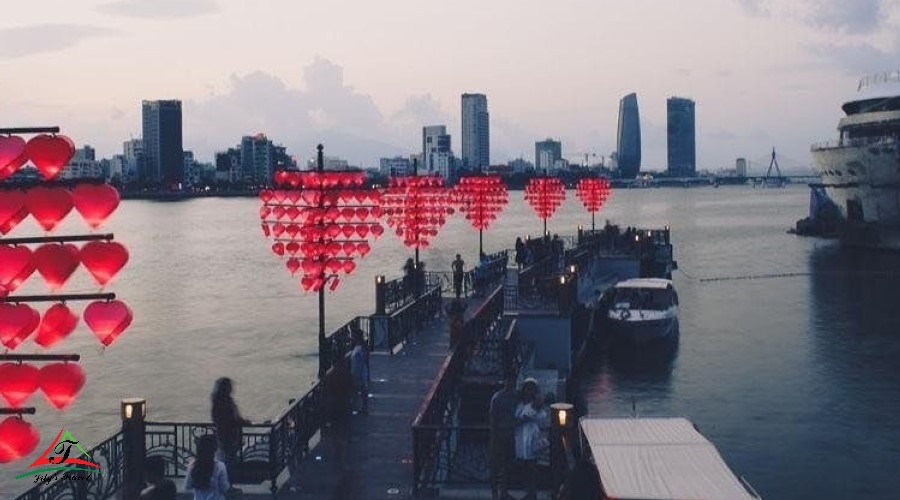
[592,211,596,232]
[317,144,327,380]
[412,158,420,270]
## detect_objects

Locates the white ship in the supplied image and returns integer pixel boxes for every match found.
[811,71,900,250]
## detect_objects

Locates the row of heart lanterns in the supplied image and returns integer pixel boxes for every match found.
[0,300,133,350]
[0,184,122,234]
[0,131,131,464]
[259,170,614,293]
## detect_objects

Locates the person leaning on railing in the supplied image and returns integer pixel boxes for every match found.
[210,377,250,494]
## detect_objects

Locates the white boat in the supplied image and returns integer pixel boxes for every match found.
[810,70,900,250]
[579,417,760,499]
[605,278,678,345]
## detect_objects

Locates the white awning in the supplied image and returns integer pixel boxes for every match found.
[580,417,757,500]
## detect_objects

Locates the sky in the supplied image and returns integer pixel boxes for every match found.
[1,0,899,172]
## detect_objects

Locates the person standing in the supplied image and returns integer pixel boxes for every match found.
[185,434,230,500]
[210,377,249,493]
[515,378,547,500]
[452,254,465,298]
[349,330,370,414]
[140,456,176,500]
[446,298,467,349]
[489,374,518,500]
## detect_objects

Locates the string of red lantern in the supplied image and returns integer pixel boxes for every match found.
[454,175,508,231]
[575,177,612,213]
[0,126,132,463]
[382,175,454,255]
[524,176,566,233]
[258,168,384,293]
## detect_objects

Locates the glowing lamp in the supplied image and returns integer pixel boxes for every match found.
[551,402,574,429]
[121,398,146,421]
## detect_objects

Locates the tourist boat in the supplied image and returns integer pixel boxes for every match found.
[605,278,678,345]
[578,417,761,499]
[810,70,900,250]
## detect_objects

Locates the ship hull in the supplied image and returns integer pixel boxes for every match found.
[811,140,900,250]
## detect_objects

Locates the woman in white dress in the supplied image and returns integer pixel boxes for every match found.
[514,378,548,500]
[185,434,230,500]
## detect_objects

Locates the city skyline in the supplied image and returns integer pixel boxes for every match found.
[2,0,898,170]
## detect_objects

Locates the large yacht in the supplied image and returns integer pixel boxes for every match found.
[811,71,900,250]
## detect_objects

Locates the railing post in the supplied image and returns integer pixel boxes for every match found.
[375,275,386,315]
[550,402,575,492]
[121,398,147,500]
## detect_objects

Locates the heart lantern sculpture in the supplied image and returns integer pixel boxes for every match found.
[0,363,41,408]
[79,241,129,287]
[453,175,508,232]
[39,363,85,410]
[33,243,80,291]
[382,175,454,251]
[575,178,612,228]
[0,245,35,291]
[34,303,79,348]
[0,136,28,180]
[72,183,120,229]
[83,300,133,346]
[0,417,40,464]
[0,303,40,350]
[25,186,75,232]
[25,134,75,181]
[259,170,384,293]
[0,189,28,235]
[524,176,566,228]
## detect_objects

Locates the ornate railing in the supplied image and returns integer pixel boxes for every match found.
[386,284,442,351]
[322,315,370,375]
[382,275,418,315]
[424,250,509,299]
[14,431,124,500]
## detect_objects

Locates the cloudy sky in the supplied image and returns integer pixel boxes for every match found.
[1,0,898,171]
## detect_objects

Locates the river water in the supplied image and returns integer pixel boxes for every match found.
[3,185,899,498]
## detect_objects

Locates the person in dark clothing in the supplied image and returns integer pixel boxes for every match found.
[140,456,177,500]
[324,359,352,472]
[402,258,416,293]
[452,254,465,298]
[210,377,249,491]
[515,237,525,269]
[489,374,518,500]
[446,298,467,349]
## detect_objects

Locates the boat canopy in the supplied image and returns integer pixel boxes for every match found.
[580,417,757,500]
[613,278,672,290]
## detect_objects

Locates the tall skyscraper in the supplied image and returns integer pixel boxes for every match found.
[616,93,641,178]
[141,100,183,186]
[461,93,489,169]
[667,97,696,177]
[535,138,562,172]
[422,125,452,175]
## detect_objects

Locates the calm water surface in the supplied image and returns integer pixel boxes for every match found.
[3,185,899,499]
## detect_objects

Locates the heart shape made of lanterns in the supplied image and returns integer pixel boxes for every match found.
[0,245,35,292]
[0,190,28,235]
[35,303,79,348]
[72,183,120,229]
[33,243,80,291]
[39,363,85,410]
[25,186,74,232]
[0,136,28,180]
[0,363,40,408]
[0,303,40,350]
[83,300,133,346]
[0,417,40,464]
[79,241,129,287]
[25,134,75,180]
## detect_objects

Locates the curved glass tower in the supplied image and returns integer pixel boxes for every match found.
[616,93,641,178]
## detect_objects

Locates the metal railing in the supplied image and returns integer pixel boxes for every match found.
[322,315,370,375]
[382,275,418,315]
[385,284,442,351]
[424,250,509,299]
[14,431,124,500]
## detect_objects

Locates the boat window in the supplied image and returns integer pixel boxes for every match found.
[613,287,672,310]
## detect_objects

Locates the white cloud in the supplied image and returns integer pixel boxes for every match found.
[0,24,119,60]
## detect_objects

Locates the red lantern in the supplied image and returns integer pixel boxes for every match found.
[33,243,80,291]
[79,241,129,287]
[0,416,40,463]
[25,186,74,232]
[0,363,40,407]
[524,176,566,231]
[35,303,79,348]
[0,136,28,180]
[0,245,35,291]
[39,363,85,410]
[83,300,133,347]
[383,175,453,252]
[0,189,28,234]
[71,183,120,229]
[25,134,75,180]
[0,303,39,350]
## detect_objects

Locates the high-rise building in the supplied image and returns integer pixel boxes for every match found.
[380,156,412,177]
[122,139,142,184]
[535,138,562,172]
[215,148,241,184]
[616,93,641,178]
[667,97,696,177]
[240,134,274,184]
[735,158,748,177]
[422,125,452,175]
[461,93,490,169]
[141,100,183,186]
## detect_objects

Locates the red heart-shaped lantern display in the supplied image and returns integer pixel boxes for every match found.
[33,243,80,291]
[0,363,41,408]
[454,175,509,231]
[25,134,75,180]
[35,303,79,348]
[72,183,120,229]
[0,417,40,464]
[0,303,40,350]
[39,363,85,410]
[0,245,35,292]
[25,186,74,232]
[83,300,133,346]
[79,241,129,286]
[0,189,28,235]
[0,136,28,180]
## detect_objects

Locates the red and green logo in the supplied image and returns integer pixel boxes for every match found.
[16,428,101,482]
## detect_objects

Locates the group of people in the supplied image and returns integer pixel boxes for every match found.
[489,376,553,500]
[515,235,565,269]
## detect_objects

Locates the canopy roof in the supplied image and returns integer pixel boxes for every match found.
[580,417,757,500]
